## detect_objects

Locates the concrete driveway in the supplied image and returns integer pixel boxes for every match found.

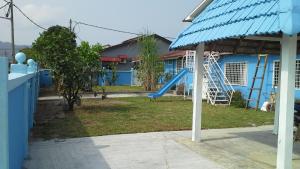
[24,126,300,169]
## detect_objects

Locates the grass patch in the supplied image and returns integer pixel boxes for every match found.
[34,97,274,139]
[93,85,145,93]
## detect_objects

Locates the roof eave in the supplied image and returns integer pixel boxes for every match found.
[183,0,213,22]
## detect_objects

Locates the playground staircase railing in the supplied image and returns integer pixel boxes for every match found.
[204,52,235,105]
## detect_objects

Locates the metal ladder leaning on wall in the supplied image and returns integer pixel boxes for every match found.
[246,54,269,110]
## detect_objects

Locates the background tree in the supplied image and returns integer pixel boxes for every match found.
[109,63,118,86]
[137,34,164,91]
[77,41,103,91]
[20,47,47,68]
[32,25,83,111]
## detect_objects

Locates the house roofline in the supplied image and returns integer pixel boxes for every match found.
[183,0,213,22]
[103,34,172,52]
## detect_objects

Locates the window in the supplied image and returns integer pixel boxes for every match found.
[224,62,247,86]
[273,60,300,88]
[165,60,173,65]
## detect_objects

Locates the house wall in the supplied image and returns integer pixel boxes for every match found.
[163,59,194,91]
[218,54,300,108]
[98,70,138,86]
[163,54,300,108]
[164,59,177,76]
[102,39,170,71]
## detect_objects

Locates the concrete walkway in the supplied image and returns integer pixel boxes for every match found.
[24,131,222,169]
[38,93,176,101]
[24,126,300,169]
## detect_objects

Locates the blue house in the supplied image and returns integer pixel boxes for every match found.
[162,51,300,109]
[170,0,300,168]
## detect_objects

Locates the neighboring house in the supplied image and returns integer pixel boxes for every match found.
[100,34,171,86]
[101,34,171,71]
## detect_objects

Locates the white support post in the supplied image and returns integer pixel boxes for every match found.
[192,44,205,142]
[0,57,9,169]
[273,49,282,135]
[276,34,297,169]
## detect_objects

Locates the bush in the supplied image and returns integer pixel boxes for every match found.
[231,91,246,108]
[163,72,173,83]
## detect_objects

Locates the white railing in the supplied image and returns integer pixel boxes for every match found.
[204,64,220,104]
[186,50,196,72]
[204,52,235,105]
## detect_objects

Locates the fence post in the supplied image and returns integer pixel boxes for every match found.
[131,68,134,86]
[0,57,9,169]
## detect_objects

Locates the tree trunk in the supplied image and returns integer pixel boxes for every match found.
[68,101,74,111]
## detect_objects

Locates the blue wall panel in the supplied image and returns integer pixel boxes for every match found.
[39,70,53,88]
[99,71,132,86]
[218,54,300,108]
[8,84,27,169]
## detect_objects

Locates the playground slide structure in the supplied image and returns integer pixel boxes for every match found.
[148,68,189,99]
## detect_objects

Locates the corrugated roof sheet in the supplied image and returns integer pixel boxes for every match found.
[171,0,281,49]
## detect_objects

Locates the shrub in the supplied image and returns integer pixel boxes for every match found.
[230,91,246,108]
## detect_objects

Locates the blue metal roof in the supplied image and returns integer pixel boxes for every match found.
[171,0,300,49]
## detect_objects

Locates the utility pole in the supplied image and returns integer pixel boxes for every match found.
[69,19,72,31]
[10,0,15,62]
[4,0,16,62]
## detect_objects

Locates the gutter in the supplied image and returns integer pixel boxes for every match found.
[183,0,213,22]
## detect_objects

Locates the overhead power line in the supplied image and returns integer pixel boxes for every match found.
[72,20,175,39]
[13,4,47,30]
[0,2,8,10]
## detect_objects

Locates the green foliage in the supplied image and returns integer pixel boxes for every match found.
[137,34,164,91]
[231,91,246,108]
[33,26,104,110]
[109,63,118,85]
[32,25,83,111]
[20,47,46,68]
[163,72,173,83]
[77,41,103,90]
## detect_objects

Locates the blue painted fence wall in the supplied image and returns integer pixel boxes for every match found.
[39,69,53,88]
[0,56,39,169]
[99,70,133,86]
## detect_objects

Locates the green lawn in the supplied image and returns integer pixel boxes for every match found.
[34,97,274,139]
[93,85,145,93]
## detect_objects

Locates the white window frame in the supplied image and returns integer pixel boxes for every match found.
[273,60,300,89]
[165,59,173,65]
[224,62,248,86]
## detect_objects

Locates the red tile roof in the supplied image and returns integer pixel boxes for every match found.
[101,57,121,62]
[118,55,128,59]
[161,50,186,60]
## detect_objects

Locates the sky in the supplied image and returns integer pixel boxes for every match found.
[0,0,201,46]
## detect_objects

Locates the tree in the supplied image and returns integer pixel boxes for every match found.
[109,63,118,86]
[137,34,164,91]
[32,25,83,111]
[77,41,103,91]
[20,47,47,68]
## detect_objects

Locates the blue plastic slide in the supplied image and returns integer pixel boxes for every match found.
[148,68,189,99]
